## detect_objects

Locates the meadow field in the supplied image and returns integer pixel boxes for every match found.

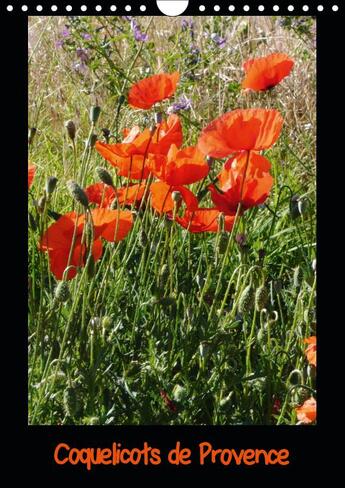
[28,15,316,425]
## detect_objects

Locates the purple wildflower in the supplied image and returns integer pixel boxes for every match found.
[122,16,133,21]
[61,27,70,38]
[76,48,89,63]
[82,32,92,40]
[210,33,226,48]
[130,20,148,42]
[167,95,192,115]
[55,40,64,49]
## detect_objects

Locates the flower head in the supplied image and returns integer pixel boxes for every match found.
[128,72,180,110]
[198,108,283,158]
[242,52,294,91]
[296,397,316,425]
[304,336,316,367]
[40,209,133,280]
[175,208,235,233]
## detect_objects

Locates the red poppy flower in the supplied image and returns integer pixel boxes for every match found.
[175,208,235,233]
[85,182,146,208]
[208,152,273,214]
[296,397,316,425]
[40,208,133,280]
[150,181,198,214]
[28,164,36,189]
[242,53,294,91]
[304,336,316,367]
[95,116,182,180]
[197,108,283,158]
[149,144,209,186]
[128,72,180,109]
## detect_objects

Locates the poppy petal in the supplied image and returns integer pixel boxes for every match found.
[128,72,180,109]
[197,108,283,157]
[28,164,36,189]
[242,53,294,91]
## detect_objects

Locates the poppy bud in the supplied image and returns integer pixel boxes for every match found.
[67,180,89,208]
[89,316,101,330]
[235,233,247,248]
[288,369,302,386]
[102,128,111,142]
[37,195,46,214]
[55,281,70,303]
[206,156,214,167]
[139,229,148,247]
[159,264,170,287]
[86,255,96,279]
[171,191,182,204]
[297,197,309,216]
[95,166,114,187]
[154,112,163,124]
[199,340,212,359]
[63,385,81,417]
[28,212,37,231]
[257,326,267,344]
[102,316,112,330]
[196,274,205,289]
[172,384,187,403]
[90,106,101,124]
[238,284,255,314]
[293,266,302,288]
[218,232,228,254]
[45,176,58,196]
[89,133,98,148]
[28,127,37,145]
[289,195,300,220]
[118,94,126,105]
[255,284,269,311]
[65,120,76,140]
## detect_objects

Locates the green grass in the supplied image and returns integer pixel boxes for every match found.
[28,15,316,425]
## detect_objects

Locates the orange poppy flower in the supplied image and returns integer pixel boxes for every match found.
[85,182,146,208]
[150,181,198,214]
[296,397,316,425]
[128,72,180,109]
[208,152,273,214]
[197,108,283,158]
[175,208,235,233]
[40,208,133,280]
[149,144,209,186]
[28,164,36,189]
[304,336,316,367]
[242,53,294,91]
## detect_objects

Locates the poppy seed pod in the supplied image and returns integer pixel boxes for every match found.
[171,190,182,204]
[67,180,89,208]
[95,166,114,187]
[45,176,58,195]
[28,127,37,145]
[90,106,101,124]
[65,120,76,140]
[238,284,255,314]
[54,281,70,303]
[255,284,269,311]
